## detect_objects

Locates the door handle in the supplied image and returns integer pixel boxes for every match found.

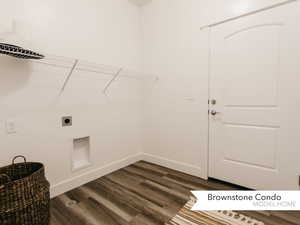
[211,110,220,116]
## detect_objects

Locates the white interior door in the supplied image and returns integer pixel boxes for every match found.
[209,2,300,190]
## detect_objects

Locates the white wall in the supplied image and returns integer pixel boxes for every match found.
[141,0,210,178]
[141,0,290,178]
[1,0,296,196]
[12,0,142,68]
[0,0,143,197]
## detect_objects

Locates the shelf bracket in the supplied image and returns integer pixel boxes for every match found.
[59,59,78,96]
[103,68,123,94]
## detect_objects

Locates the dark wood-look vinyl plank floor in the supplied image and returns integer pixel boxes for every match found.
[50,161,300,225]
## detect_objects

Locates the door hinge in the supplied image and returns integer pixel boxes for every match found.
[208,99,217,105]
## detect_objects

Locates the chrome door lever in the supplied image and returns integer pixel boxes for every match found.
[211,110,220,116]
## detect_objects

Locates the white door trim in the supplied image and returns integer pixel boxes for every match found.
[200,0,297,30]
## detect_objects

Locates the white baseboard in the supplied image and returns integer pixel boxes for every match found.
[50,153,143,198]
[50,152,204,198]
[141,153,204,178]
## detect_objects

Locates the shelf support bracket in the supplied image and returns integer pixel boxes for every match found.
[103,68,123,94]
[59,59,78,96]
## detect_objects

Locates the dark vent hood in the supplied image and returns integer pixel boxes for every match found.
[0,43,44,59]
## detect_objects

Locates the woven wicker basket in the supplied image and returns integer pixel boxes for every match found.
[0,156,50,225]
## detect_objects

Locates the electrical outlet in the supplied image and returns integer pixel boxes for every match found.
[5,120,16,134]
[62,116,72,127]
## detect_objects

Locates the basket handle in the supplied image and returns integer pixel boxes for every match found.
[12,155,27,165]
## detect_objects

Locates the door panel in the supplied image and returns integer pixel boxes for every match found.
[224,25,280,106]
[209,2,300,190]
[223,107,279,127]
[224,125,277,169]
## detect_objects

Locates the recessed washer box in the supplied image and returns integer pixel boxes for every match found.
[72,136,91,172]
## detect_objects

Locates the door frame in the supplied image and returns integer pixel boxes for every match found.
[203,0,299,181]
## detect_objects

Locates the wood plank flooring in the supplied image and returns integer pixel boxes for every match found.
[50,161,300,225]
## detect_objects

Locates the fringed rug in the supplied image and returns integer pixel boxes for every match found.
[166,197,265,225]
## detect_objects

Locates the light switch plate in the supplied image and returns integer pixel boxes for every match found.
[5,120,16,134]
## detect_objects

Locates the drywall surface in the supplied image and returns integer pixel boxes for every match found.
[141,0,210,178]
[10,0,142,69]
[0,0,293,195]
[0,0,143,196]
[141,0,288,178]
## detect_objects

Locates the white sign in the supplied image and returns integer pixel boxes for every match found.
[191,191,300,211]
